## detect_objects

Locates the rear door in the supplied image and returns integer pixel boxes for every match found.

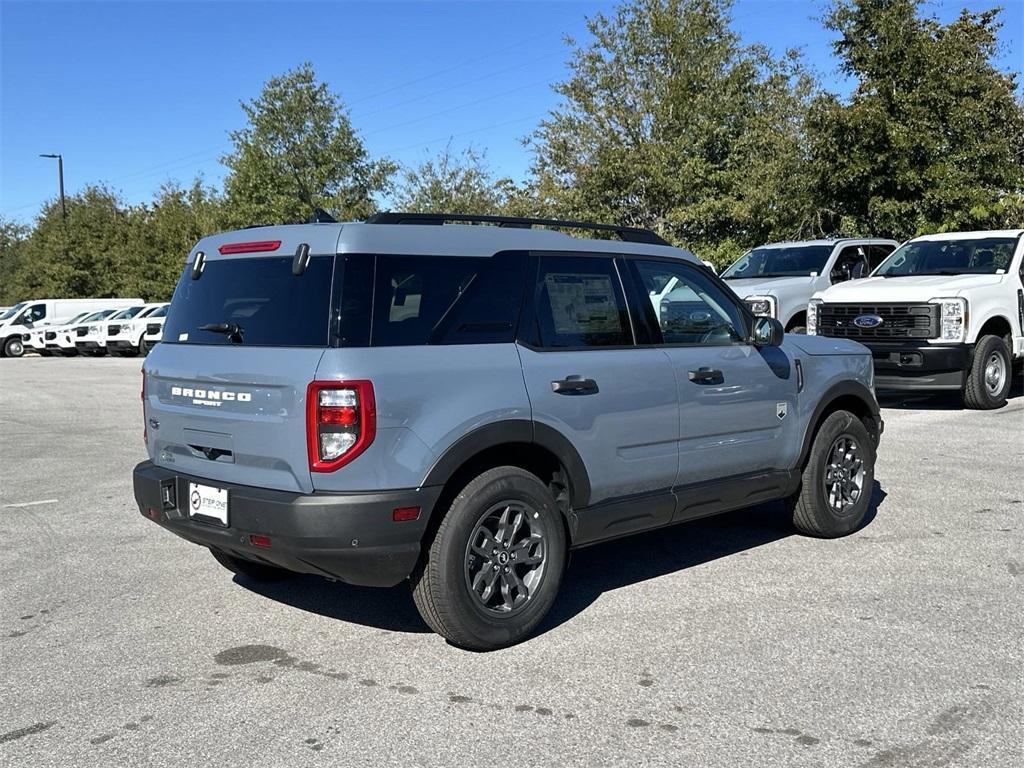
[144,247,336,494]
[517,253,679,508]
[625,258,800,486]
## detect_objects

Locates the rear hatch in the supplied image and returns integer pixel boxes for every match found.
[143,232,339,493]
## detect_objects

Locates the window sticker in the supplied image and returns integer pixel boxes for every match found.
[544,273,619,334]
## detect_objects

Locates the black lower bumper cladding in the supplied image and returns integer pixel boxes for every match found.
[133,461,441,587]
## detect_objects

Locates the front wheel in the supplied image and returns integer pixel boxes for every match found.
[963,335,1011,410]
[788,410,875,538]
[411,466,567,651]
[2,336,25,358]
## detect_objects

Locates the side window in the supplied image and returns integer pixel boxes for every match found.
[868,244,895,271]
[370,253,524,347]
[832,245,870,282]
[531,255,631,348]
[629,260,746,345]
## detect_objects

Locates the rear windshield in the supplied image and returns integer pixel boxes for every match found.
[164,256,334,347]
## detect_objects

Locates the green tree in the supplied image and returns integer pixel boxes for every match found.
[0,218,30,305]
[9,187,136,300]
[123,180,224,301]
[527,0,819,267]
[392,145,507,214]
[221,62,396,227]
[808,0,1024,238]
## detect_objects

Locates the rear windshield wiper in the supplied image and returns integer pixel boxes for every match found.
[199,322,244,343]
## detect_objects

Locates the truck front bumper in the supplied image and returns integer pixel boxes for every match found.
[133,461,442,587]
[866,342,972,391]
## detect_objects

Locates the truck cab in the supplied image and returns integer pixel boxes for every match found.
[721,239,898,333]
[808,230,1024,409]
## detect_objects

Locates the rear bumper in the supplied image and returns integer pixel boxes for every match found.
[133,461,442,587]
[865,342,972,391]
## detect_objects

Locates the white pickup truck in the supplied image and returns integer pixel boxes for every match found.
[809,230,1023,409]
[720,239,898,332]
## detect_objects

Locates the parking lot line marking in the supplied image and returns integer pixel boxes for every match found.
[3,499,59,509]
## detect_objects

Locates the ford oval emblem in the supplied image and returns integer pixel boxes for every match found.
[853,314,884,328]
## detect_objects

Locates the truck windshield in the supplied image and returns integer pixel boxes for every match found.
[164,256,334,346]
[721,245,832,279]
[1,302,27,320]
[875,237,1018,277]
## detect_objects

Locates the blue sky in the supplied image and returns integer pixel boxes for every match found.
[2,0,1021,222]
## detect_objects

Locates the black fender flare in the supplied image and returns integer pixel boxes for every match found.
[797,380,881,469]
[422,419,593,508]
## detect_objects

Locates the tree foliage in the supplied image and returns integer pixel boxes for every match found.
[221,62,396,227]
[392,145,508,214]
[527,0,820,266]
[808,0,1024,238]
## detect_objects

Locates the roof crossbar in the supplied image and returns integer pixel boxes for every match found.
[365,212,671,246]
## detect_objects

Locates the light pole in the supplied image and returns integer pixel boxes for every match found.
[39,153,66,220]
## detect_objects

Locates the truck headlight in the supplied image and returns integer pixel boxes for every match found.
[929,297,968,343]
[744,296,776,318]
[807,299,823,335]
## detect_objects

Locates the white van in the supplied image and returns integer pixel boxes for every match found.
[0,298,143,358]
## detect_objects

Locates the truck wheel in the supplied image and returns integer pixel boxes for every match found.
[2,336,25,357]
[963,335,1011,410]
[209,549,291,582]
[788,410,875,538]
[411,466,567,651]
[140,339,151,356]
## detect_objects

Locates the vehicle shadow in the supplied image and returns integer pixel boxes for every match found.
[234,574,430,634]
[235,482,886,641]
[536,480,887,638]
[878,371,1023,411]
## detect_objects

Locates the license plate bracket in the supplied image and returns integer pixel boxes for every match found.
[187,482,229,526]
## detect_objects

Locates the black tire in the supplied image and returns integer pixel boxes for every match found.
[140,339,151,356]
[411,466,567,651]
[2,336,25,358]
[60,349,78,357]
[788,410,875,538]
[963,334,1011,410]
[209,549,291,582]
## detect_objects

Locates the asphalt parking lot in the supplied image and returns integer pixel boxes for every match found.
[1,355,1022,767]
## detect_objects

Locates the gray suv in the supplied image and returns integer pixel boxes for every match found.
[133,213,883,650]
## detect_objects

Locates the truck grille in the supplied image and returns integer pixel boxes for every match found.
[818,303,939,340]
[75,327,88,337]
[108,324,121,335]
[44,331,56,341]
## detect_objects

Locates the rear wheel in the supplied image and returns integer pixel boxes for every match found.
[140,338,152,356]
[788,410,875,538]
[963,334,1011,410]
[2,336,24,357]
[209,549,291,582]
[411,466,567,651]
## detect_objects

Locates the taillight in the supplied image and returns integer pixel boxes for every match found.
[306,381,375,472]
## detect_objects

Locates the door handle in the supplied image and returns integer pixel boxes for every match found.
[551,375,600,395]
[687,367,724,385]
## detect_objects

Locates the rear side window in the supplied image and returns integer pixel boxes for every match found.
[529,255,631,348]
[369,252,525,346]
[164,256,334,346]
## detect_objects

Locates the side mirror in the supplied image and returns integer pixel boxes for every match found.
[751,316,784,347]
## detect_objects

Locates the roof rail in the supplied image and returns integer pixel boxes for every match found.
[365,212,671,246]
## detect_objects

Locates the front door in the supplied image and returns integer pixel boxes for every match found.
[625,258,800,487]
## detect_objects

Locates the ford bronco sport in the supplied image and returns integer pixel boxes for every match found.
[809,230,1024,409]
[134,213,883,650]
